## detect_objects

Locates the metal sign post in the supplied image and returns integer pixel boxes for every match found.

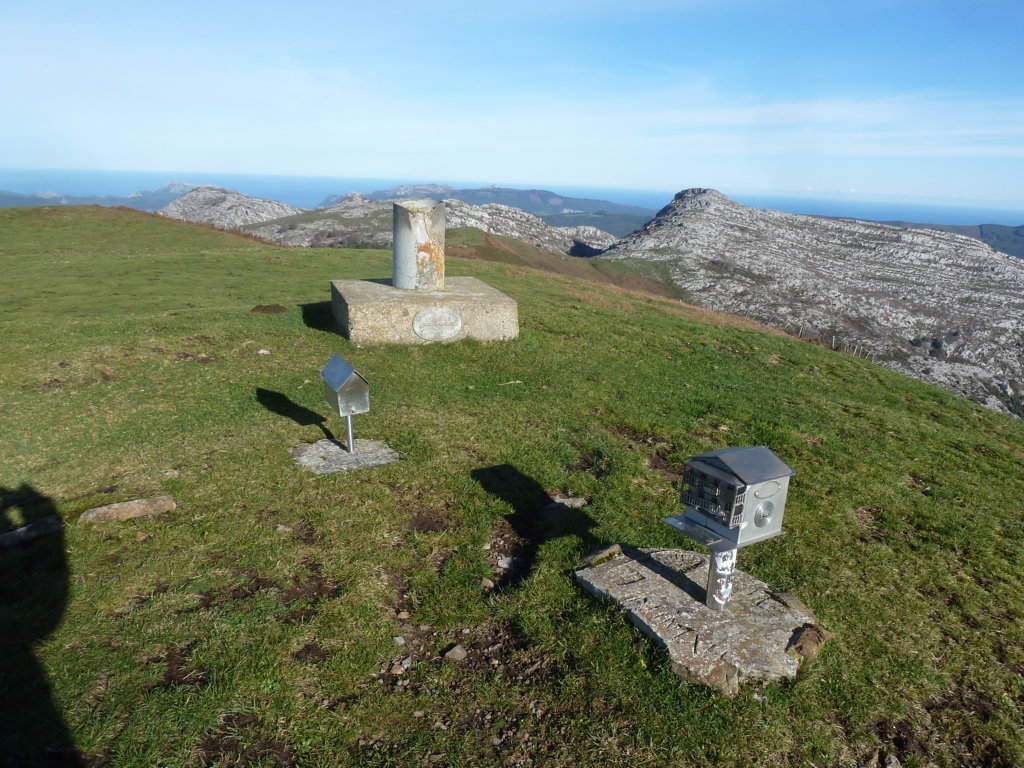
[320,354,370,453]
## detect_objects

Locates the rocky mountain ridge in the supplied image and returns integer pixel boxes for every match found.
[226,193,616,255]
[319,184,655,217]
[601,189,1024,416]
[158,186,304,228]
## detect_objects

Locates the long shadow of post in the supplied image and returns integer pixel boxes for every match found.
[472,465,603,591]
[255,388,337,442]
[0,484,85,767]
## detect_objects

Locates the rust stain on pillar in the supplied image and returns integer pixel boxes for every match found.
[393,199,446,290]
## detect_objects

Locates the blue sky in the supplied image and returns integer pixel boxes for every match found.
[4,0,1023,208]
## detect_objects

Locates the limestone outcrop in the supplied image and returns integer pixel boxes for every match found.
[600,189,1024,416]
[158,186,304,228]
[242,195,616,256]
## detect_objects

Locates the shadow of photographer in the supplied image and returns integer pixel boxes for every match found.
[471,465,602,592]
[0,484,84,767]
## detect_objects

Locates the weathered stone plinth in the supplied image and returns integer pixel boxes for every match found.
[330,277,518,346]
[291,439,401,474]
[575,546,829,696]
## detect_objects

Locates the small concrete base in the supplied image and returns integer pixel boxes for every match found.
[330,276,518,346]
[575,546,829,696]
[291,439,401,475]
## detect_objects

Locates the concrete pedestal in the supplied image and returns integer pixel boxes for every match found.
[575,546,830,696]
[330,277,519,346]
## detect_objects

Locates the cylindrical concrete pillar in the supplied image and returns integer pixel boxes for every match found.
[392,199,446,290]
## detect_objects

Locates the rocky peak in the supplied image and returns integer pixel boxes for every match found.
[602,190,1024,416]
[158,186,305,228]
[669,188,733,211]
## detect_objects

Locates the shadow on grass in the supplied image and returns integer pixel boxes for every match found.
[471,465,602,592]
[299,301,341,335]
[256,388,337,441]
[0,484,85,767]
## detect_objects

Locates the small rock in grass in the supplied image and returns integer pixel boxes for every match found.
[79,496,176,524]
[396,610,410,620]
[443,644,468,662]
[480,578,495,590]
[257,349,271,355]
[392,636,406,646]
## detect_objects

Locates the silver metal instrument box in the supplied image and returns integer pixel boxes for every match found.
[664,446,795,549]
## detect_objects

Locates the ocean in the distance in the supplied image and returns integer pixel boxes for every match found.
[2,167,1022,226]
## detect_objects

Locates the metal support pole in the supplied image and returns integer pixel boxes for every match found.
[705,545,738,611]
[346,414,354,453]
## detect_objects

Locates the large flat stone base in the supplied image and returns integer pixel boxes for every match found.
[291,439,401,474]
[331,276,518,346]
[575,546,829,696]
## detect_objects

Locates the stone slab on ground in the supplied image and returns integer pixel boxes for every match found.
[330,276,519,346]
[575,545,829,696]
[79,496,177,524]
[291,438,401,474]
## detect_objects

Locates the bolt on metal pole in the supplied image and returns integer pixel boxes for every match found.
[346,415,354,453]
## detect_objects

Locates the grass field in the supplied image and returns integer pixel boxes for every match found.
[1,206,1022,767]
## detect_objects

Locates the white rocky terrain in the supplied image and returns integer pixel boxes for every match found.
[241,194,616,255]
[444,199,616,254]
[158,186,304,228]
[600,189,1024,416]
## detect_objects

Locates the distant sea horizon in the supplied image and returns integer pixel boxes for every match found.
[2,167,1022,226]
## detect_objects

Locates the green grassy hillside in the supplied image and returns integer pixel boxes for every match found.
[1,206,1022,767]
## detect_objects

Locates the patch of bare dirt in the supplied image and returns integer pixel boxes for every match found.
[604,425,681,482]
[906,475,933,496]
[191,713,296,768]
[568,449,611,478]
[145,640,208,690]
[292,642,333,663]
[646,451,682,483]
[279,559,340,624]
[177,567,280,615]
[871,685,1010,767]
[851,506,881,534]
[409,506,451,534]
[250,304,287,314]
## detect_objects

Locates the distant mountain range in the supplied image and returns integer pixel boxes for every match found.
[4,179,1022,257]
[0,181,197,211]
[159,187,616,256]
[319,184,656,238]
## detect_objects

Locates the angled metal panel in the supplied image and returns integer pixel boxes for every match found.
[693,446,795,484]
[321,354,370,416]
